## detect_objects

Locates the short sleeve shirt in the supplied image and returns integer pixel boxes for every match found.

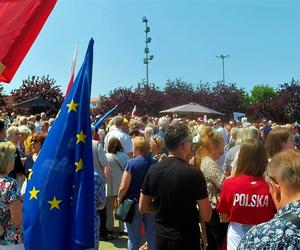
[0,176,23,245]
[142,157,208,240]
[217,175,276,225]
[124,155,156,200]
[104,128,133,154]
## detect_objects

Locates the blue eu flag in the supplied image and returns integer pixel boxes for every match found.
[23,38,95,250]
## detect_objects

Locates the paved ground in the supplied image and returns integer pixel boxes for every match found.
[99,235,146,250]
[99,235,128,250]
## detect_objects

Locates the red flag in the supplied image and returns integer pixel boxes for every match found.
[0,0,57,83]
[65,44,79,96]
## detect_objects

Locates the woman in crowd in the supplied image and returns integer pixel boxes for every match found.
[105,138,129,234]
[265,127,295,159]
[0,141,24,249]
[23,132,46,178]
[6,127,24,182]
[223,126,260,176]
[195,128,227,250]
[217,139,276,249]
[149,135,167,162]
[144,127,154,142]
[118,136,156,250]
[17,125,31,160]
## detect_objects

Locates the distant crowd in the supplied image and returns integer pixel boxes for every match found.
[0,110,300,250]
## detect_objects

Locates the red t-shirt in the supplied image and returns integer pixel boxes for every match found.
[216,175,276,225]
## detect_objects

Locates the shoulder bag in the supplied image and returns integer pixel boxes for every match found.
[114,198,136,223]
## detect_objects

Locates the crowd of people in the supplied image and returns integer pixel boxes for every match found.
[0,110,300,250]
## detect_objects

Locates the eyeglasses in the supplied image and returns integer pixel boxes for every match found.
[31,139,38,143]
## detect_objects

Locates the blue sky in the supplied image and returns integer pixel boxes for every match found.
[2,0,300,97]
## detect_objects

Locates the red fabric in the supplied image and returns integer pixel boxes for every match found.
[216,175,276,225]
[140,224,145,235]
[0,0,57,83]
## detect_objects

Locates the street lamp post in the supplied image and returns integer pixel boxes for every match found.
[142,16,154,86]
[216,54,230,83]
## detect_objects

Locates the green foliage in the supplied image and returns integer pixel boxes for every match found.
[249,84,276,103]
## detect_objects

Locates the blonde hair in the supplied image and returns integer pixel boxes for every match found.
[6,126,18,140]
[195,127,224,166]
[133,136,150,155]
[235,127,260,145]
[0,142,16,174]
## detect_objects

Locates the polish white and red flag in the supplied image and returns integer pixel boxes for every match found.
[131,105,138,117]
[65,44,78,96]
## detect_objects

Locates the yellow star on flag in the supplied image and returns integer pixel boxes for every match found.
[66,99,79,113]
[75,159,83,172]
[29,187,40,200]
[48,196,62,210]
[76,130,86,144]
[28,171,33,181]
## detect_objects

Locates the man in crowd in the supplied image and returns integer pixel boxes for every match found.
[104,115,133,157]
[139,123,211,250]
[238,150,300,249]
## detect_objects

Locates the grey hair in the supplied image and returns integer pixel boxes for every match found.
[158,117,169,131]
[235,127,259,145]
[18,125,31,135]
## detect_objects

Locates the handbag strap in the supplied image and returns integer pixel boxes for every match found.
[111,154,124,171]
[280,212,300,229]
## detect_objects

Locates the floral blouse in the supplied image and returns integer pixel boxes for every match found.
[238,200,300,249]
[200,156,226,209]
[0,176,23,245]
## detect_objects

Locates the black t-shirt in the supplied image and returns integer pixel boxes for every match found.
[142,156,208,240]
[8,148,24,179]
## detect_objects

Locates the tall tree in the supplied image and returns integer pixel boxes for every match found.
[0,85,5,106]
[249,84,276,103]
[11,75,63,113]
[275,79,300,122]
[164,79,194,107]
[210,82,246,116]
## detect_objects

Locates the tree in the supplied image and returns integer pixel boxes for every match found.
[274,79,300,122]
[97,86,135,115]
[210,82,246,116]
[163,79,195,107]
[11,75,63,114]
[0,85,6,107]
[133,82,165,115]
[247,79,300,123]
[249,84,276,104]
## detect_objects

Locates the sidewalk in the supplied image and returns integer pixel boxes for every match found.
[99,235,146,250]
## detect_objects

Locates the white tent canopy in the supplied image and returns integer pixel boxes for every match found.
[160,102,224,115]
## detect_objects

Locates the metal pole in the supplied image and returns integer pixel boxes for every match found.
[216,54,230,84]
[222,57,225,83]
[145,22,149,86]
